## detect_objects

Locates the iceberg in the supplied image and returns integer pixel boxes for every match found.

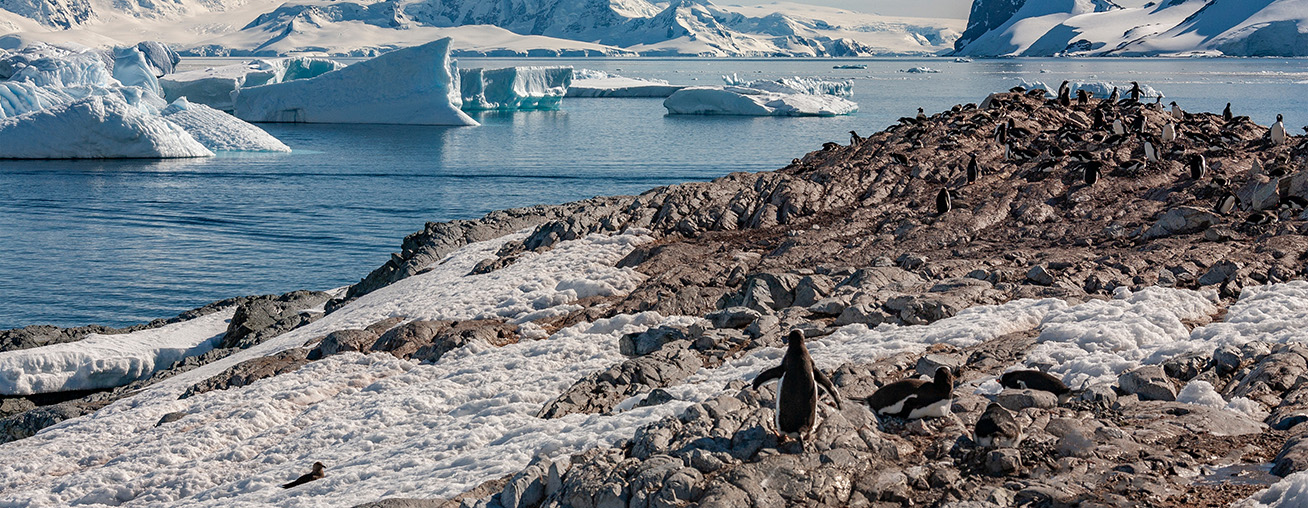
[459,65,572,111]
[112,46,162,97]
[233,38,477,125]
[0,95,214,159]
[160,57,344,111]
[721,73,853,97]
[663,86,858,117]
[161,98,291,152]
[567,69,683,98]
[1020,80,1165,99]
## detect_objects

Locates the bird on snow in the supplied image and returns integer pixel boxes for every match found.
[283,462,326,489]
[1272,114,1287,145]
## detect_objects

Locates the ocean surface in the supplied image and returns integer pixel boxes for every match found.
[2,57,1306,328]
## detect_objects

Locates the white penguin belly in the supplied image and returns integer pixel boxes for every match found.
[907,397,952,419]
[877,394,916,415]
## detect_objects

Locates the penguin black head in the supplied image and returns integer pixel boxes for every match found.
[933,366,954,387]
[312,462,325,473]
[1278,114,1284,122]
[784,329,805,346]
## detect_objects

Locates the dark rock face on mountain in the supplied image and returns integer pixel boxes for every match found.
[954,0,1026,52]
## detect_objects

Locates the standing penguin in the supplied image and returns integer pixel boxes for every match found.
[995,121,1008,145]
[850,130,863,145]
[1170,101,1184,120]
[1190,153,1207,180]
[1272,114,1287,145]
[975,403,1022,448]
[752,330,843,441]
[1162,122,1177,143]
[1112,118,1126,136]
[1084,161,1102,186]
[936,188,952,214]
[967,155,981,184]
[1107,87,1119,103]
[1223,103,1234,122]
[1144,139,1158,162]
[1057,80,1071,107]
[1131,114,1146,134]
[1076,89,1089,106]
[917,107,927,121]
[1129,81,1142,101]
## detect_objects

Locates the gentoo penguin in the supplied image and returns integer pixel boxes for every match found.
[1144,139,1158,162]
[1170,101,1184,120]
[1057,80,1071,107]
[868,367,955,419]
[1190,153,1207,179]
[1123,159,1147,173]
[283,462,326,489]
[999,370,1071,402]
[1214,191,1238,215]
[967,155,980,184]
[1112,118,1126,136]
[917,107,927,121]
[752,330,843,440]
[1092,109,1107,131]
[995,121,1008,145]
[890,152,910,165]
[1076,89,1089,106]
[936,188,952,214]
[1131,114,1146,134]
[1162,122,1177,143]
[975,403,1022,448]
[1069,150,1096,163]
[1247,210,1277,225]
[850,130,863,145]
[1107,87,1119,103]
[1083,161,1102,186]
[1272,114,1287,145]
[1129,81,1141,102]
[1223,103,1233,122]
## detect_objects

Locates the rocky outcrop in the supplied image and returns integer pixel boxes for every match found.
[0,295,245,353]
[219,290,332,349]
[180,348,312,399]
[537,341,703,419]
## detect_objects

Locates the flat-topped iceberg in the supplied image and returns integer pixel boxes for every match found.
[0,95,214,159]
[664,86,858,117]
[233,38,477,126]
[460,66,571,111]
[723,73,853,96]
[160,57,344,111]
[567,69,683,98]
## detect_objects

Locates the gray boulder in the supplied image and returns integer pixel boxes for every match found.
[1118,365,1176,401]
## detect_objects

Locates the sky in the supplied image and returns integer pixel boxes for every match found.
[727,0,975,19]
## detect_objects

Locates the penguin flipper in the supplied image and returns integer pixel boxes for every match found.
[752,366,785,390]
[813,365,843,410]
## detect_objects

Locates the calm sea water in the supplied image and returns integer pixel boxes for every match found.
[2,57,1306,328]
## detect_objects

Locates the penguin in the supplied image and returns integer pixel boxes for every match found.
[1083,161,1101,186]
[1162,122,1177,143]
[1112,118,1126,136]
[849,130,863,145]
[1057,80,1071,107]
[999,370,1071,401]
[1092,109,1107,131]
[1107,87,1119,103]
[1214,191,1238,215]
[936,188,952,215]
[283,462,326,489]
[1076,89,1089,106]
[1190,153,1207,180]
[822,141,840,151]
[917,107,927,121]
[974,403,1022,448]
[1069,150,1096,163]
[1247,210,1277,225]
[868,367,955,419]
[1170,101,1184,120]
[1223,103,1233,122]
[1151,95,1163,111]
[1144,139,1158,162]
[1122,159,1147,173]
[967,155,980,184]
[995,121,1008,145]
[1129,81,1141,102]
[891,152,910,165]
[1132,114,1146,134]
[752,330,843,440]
[1272,114,1287,145]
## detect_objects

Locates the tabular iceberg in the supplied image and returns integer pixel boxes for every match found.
[162,98,291,152]
[664,86,858,117]
[722,73,853,97]
[160,57,344,111]
[0,95,214,159]
[232,38,477,126]
[459,66,572,111]
[567,69,683,98]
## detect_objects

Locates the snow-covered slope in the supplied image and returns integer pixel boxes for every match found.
[0,0,963,56]
[955,0,1308,56]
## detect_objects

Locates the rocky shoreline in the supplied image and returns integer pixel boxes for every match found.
[5,88,1308,506]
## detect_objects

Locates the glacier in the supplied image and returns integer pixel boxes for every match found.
[232,38,477,126]
[663,86,858,117]
[459,65,571,111]
[720,73,853,97]
[160,57,344,111]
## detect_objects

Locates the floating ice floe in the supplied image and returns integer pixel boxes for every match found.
[459,65,571,111]
[233,38,477,126]
[663,86,858,117]
[567,69,683,98]
[162,98,291,152]
[160,57,343,111]
[901,66,940,73]
[0,95,214,158]
[1020,79,1165,99]
[0,309,233,395]
[833,64,867,69]
[721,73,853,96]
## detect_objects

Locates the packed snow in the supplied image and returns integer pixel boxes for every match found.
[721,73,852,97]
[160,57,343,111]
[459,66,571,111]
[663,86,858,117]
[0,309,233,395]
[1243,470,1308,507]
[232,38,477,126]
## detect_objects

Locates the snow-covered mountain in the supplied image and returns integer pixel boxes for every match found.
[954,0,1308,56]
[0,0,963,56]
